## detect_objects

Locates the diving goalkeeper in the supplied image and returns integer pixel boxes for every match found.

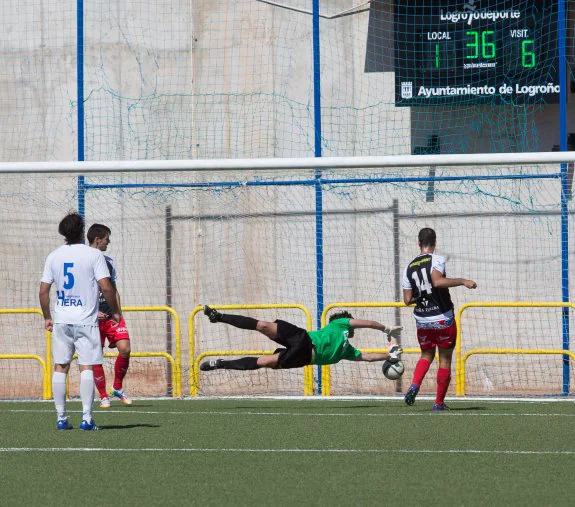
[200,306,402,371]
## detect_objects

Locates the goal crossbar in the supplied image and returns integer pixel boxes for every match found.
[1,152,575,174]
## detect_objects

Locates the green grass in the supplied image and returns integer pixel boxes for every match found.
[1,398,574,506]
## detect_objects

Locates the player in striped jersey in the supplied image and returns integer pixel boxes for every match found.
[402,228,477,410]
[88,224,133,407]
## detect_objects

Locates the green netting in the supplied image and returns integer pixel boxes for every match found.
[0,1,574,161]
[1,166,573,397]
[0,2,574,398]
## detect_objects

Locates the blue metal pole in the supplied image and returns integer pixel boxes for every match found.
[312,0,324,394]
[558,0,569,394]
[77,0,85,218]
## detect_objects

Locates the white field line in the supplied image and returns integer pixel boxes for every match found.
[0,447,574,455]
[1,396,574,403]
[2,409,575,417]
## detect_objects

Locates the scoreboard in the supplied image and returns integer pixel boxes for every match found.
[394,0,559,106]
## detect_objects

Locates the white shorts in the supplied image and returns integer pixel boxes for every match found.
[52,324,103,365]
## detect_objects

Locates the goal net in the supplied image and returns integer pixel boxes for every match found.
[0,157,573,398]
[0,0,574,398]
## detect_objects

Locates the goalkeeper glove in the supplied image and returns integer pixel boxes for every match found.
[383,325,403,341]
[388,343,403,363]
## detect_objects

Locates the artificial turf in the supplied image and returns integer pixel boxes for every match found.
[0,398,574,506]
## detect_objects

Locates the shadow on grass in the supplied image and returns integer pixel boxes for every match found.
[99,423,161,430]
[94,403,156,410]
[447,406,486,411]
[234,404,386,410]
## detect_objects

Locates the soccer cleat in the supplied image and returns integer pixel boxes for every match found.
[203,305,222,323]
[111,389,133,405]
[99,397,111,409]
[57,418,73,431]
[200,359,222,371]
[79,419,100,431]
[404,384,419,406]
[432,403,450,411]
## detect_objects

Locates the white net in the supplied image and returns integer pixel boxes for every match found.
[0,162,573,398]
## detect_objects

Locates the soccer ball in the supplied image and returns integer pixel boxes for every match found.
[382,360,404,380]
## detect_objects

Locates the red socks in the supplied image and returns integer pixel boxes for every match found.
[411,358,432,387]
[93,356,131,394]
[410,359,452,404]
[113,355,130,391]
[435,367,451,404]
[92,364,108,398]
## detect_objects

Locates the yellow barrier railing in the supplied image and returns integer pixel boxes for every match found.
[190,304,313,396]
[122,306,182,397]
[460,349,575,395]
[66,351,178,399]
[455,302,574,396]
[0,309,50,399]
[4,302,572,399]
[51,306,181,398]
[321,302,415,396]
[0,354,48,398]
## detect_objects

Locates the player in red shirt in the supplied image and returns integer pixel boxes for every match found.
[402,228,477,410]
[88,224,133,407]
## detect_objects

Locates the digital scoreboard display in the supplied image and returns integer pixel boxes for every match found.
[394,0,559,106]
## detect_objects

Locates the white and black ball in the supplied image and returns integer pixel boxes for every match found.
[382,360,404,380]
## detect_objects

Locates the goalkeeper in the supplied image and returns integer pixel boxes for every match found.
[200,306,402,371]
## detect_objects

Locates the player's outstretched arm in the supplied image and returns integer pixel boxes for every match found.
[354,343,403,363]
[355,352,388,362]
[431,269,477,289]
[349,319,403,341]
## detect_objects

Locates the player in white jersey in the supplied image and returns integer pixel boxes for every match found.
[401,227,477,410]
[39,212,121,431]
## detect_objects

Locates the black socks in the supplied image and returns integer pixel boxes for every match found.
[218,357,260,370]
[220,314,258,330]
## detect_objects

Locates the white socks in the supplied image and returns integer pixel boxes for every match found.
[52,371,67,421]
[53,369,96,423]
[80,369,95,423]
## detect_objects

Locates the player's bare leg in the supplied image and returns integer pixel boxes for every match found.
[255,321,278,341]
[256,353,280,368]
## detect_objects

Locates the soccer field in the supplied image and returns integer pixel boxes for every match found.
[1,399,574,506]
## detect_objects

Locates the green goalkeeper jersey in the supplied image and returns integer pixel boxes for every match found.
[308,318,361,365]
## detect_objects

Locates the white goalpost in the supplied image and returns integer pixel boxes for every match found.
[0,151,574,399]
[0,151,574,173]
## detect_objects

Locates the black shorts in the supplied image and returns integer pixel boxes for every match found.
[273,320,313,369]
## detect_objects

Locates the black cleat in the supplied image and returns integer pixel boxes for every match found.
[204,305,223,323]
[200,359,222,371]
